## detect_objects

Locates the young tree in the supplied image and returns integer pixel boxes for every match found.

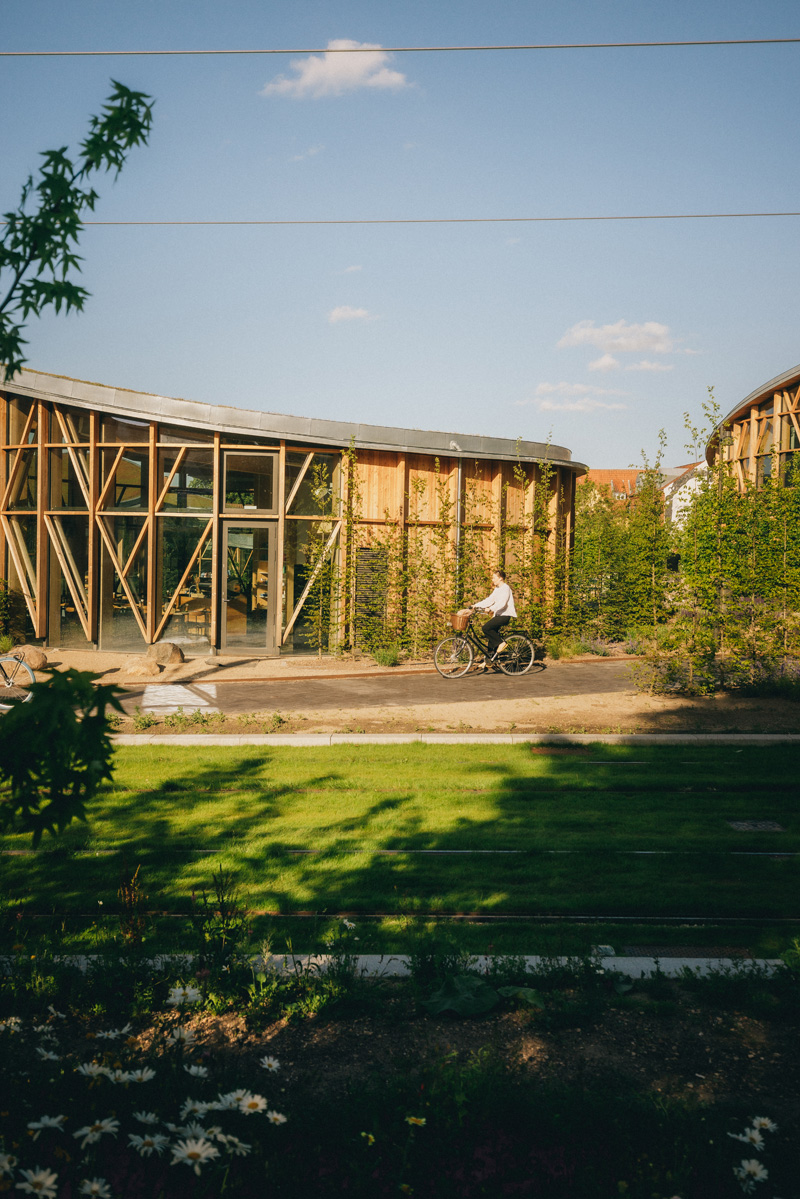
[0,81,153,380]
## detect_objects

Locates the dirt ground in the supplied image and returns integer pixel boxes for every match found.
[32,647,800,733]
[175,986,800,1121]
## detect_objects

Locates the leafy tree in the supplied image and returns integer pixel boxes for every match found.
[0,81,153,380]
[0,670,123,845]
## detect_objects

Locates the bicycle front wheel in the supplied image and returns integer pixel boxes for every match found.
[495,635,535,676]
[434,636,474,678]
[0,655,35,707]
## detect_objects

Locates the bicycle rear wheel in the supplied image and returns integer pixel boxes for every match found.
[0,655,35,707]
[434,636,473,678]
[495,634,535,676]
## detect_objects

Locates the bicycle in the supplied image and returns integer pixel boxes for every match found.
[0,652,36,708]
[433,609,537,678]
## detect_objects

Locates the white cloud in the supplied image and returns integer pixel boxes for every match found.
[343,264,362,273]
[261,40,409,99]
[539,397,627,413]
[557,319,674,355]
[328,305,373,324]
[290,143,324,161]
[587,353,620,372]
[517,382,627,412]
[625,359,674,372]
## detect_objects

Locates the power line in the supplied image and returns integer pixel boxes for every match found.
[74,211,800,226]
[2,37,800,57]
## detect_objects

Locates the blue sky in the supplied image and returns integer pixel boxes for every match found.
[2,0,800,467]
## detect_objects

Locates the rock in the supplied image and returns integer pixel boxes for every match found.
[123,657,162,677]
[18,645,48,671]
[145,641,185,666]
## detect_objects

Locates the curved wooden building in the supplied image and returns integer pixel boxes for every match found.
[0,369,585,655]
[708,363,800,487]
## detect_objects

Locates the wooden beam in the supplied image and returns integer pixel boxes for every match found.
[88,411,99,643]
[0,405,36,509]
[282,520,341,644]
[146,421,157,642]
[34,401,47,637]
[210,432,221,649]
[153,519,213,642]
[284,451,313,513]
[96,446,125,510]
[122,519,150,579]
[44,515,90,639]
[275,440,286,649]
[95,517,148,641]
[154,445,187,511]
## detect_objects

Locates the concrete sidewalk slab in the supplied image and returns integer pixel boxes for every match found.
[112,731,800,746]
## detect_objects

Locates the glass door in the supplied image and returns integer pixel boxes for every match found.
[221,524,277,653]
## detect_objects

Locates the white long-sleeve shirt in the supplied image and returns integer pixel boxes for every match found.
[476,582,517,618]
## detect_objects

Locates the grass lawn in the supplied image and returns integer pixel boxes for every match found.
[2,743,798,954]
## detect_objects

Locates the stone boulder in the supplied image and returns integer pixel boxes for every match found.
[123,656,162,678]
[145,641,185,666]
[18,645,48,671]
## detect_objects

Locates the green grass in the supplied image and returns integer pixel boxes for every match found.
[2,744,799,952]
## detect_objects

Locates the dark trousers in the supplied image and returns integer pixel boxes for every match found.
[482,614,511,653]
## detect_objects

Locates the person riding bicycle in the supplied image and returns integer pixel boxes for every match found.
[473,569,516,669]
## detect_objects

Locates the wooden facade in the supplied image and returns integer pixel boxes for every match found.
[708,364,800,488]
[0,369,585,655]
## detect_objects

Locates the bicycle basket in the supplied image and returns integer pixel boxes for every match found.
[449,610,472,631]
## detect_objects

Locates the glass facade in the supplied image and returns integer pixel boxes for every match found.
[0,382,579,654]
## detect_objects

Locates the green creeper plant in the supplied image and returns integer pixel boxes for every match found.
[0,668,123,845]
[0,80,154,380]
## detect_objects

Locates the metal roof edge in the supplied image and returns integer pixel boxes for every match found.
[2,367,586,472]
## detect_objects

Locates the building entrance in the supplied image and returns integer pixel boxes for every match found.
[220,523,277,654]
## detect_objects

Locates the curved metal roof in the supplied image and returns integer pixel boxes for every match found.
[5,368,585,472]
[708,362,800,462]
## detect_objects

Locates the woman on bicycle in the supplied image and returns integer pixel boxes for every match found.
[473,569,516,667]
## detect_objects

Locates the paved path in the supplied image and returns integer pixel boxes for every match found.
[119,660,635,716]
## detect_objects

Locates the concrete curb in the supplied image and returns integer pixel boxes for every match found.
[112,732,800,746]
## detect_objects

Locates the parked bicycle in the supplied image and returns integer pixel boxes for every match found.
[0,652,35,708]
[434,609,537,678]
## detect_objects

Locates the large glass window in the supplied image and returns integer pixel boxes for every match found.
[285,452,339,515]
[6,396,36,444]
[223,453,276,513]
[49,449,88,510]
[101,448,149,510]
[101,415,149,443]
[282,518,339,652]
[159,449,213,510]
[49,515,90,645]
[157,517,213,651]
[158,424,213,445]
[222,525,274,651]
[99,516,148,650]
[5,448,37,508]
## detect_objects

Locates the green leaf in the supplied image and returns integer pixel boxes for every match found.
[421,975,500,1017]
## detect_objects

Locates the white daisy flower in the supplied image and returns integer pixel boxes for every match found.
[78,1179,111,1198]
[168,1027,196,1045]
[73,1117,120,1148]
[128,1067,156,1083]
[0,1016,22,1033]
[170,1137,220,1176]
[219,1134,251,1156]
[180,1098,210,1120]
[733,1158,769,1188]
[47,1007,65,1020]
[75,1062,106,1078]
[107,1069,133,1084]
[259,1055,280,1072]
[266,1110,288,1125]
[127,1132,169,1157]
[0,1153,18,1178]
[14,1166,58,1198]
[184,1064,209,1078]
[729,1128,765,1150]
[177,1120,209,1139]
[133,1111,159,1125]
[216,1088,250,1110]
[33,1024,50,1034]
[167,985,202,1007]
[35,1048,60,1062]
[237,1092,267,1115]
[342,919,356,930]
[750,1116,778,1132]
[27,1115,66,1140]
[95,1023,131,1041]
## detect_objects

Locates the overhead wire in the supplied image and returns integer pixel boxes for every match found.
[73,212,800,226]
[2,37,800,56]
